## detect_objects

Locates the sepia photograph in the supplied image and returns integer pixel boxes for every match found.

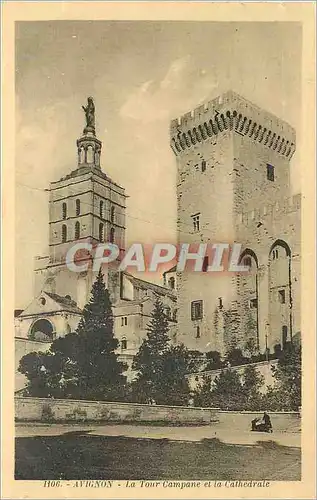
[1,3,316,498]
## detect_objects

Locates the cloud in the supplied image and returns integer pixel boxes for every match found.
[120,56,218,123]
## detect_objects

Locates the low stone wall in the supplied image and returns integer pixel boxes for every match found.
[218,411,301,433]
[15,397,219,425]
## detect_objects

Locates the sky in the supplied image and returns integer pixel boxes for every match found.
[15,21,302,308]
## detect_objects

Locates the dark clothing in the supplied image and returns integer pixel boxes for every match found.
[263,413,272,428]
[251,414,273,433]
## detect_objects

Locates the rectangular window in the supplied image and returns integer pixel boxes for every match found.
[249,298,258,309]
[267,164,275,181]
[191,214,200,232]
[201,160,206,172]
[124,316,128,325]
[191,300,203,320]
[278,290,286,304]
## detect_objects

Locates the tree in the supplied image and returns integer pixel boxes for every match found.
[244,337,258,359]
[193,376,214,408]
[205,350,223,370]
[187,350,205,373]
[18,333,81,399]
[18,351,59,398]
[241,364,264,410]
[132,298,171,404]
[159,344,191,406]
[72,269,127,400]
[224,346,249,367]
[19,270,127,401]
[271,343,301,410]
[209,368,245,410]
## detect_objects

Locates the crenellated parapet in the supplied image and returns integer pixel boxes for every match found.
[170,90,296,159]
[236,194,301,228]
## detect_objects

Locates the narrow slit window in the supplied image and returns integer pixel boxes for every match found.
[99,223,104,243]
[202,256,209,272]
[62,224,67,243]
[76,199,81,216]
[267,164,275,181]
[100,200,104,218]
[110,206,115,223]
[278,290,286,304]
[75,221,80,240]
[62,203,67,220]
[196,326,201,338]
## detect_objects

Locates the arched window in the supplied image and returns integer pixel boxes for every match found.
[80,147,85,163]
[76,199,80,216]
[75,221,80,240]
[121,337,127,350]
[95,151,100,166]
[86,145,94,163]
[100,200,104,218]
[29,319,54,342]
[99,223,104,243]
[62,224,67,243]
[62,202,67,220]
[110,206,115,223]
[110,227,115,243]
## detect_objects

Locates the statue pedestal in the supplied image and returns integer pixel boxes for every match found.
[83,126,96,136]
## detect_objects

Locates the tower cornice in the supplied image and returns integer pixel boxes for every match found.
[170,91,296,160]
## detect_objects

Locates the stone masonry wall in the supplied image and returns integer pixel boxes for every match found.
[15,397,219,425]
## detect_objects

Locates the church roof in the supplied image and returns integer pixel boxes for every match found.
[124,272,176,300]
[45,292,82,314]
[53,165,125,192]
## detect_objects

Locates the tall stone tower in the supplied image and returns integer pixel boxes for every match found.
[34,97,127,308]
[170,91,297,355]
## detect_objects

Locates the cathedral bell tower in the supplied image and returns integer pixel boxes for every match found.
[34,97,127,308]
